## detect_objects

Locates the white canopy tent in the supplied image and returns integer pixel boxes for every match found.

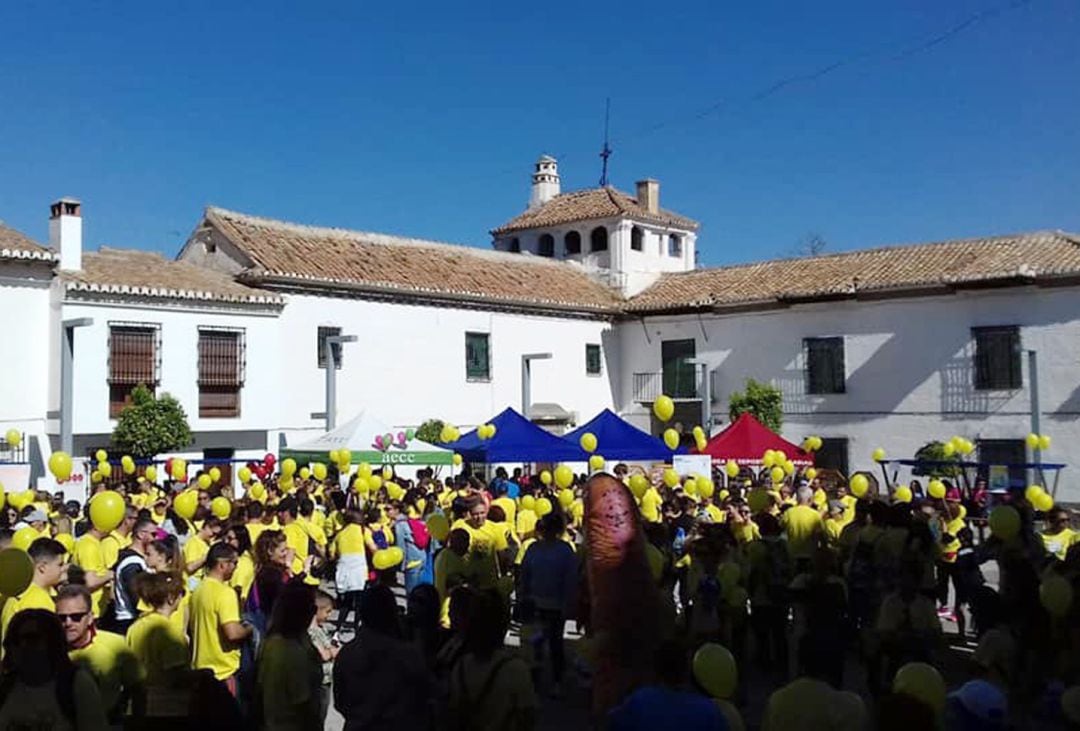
[282,411,454,466]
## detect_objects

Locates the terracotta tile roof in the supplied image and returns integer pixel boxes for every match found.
[627,230,1080,312]
[62,247,282,305]
[490,187,699,235]
[0,222,56,262]
[204,207,624,313]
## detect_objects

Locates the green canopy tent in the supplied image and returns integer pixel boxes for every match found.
[282,411,453,466]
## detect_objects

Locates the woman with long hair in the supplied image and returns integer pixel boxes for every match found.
[147,535,191,638]
[0,609,109,729]
[223,524,255,603]
[251,530,294,623]
[256,581,323,730]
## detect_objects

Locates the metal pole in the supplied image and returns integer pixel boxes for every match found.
[700,363,712,432]
[521,358,530,416]
[1028,349,1042,484]
[60,327,75,454]
[325,338,336,431]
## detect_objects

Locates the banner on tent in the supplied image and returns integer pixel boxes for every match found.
[674,454,711,477]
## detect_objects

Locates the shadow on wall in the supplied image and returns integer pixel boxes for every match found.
[601,328,620,410]
[938,344,1020,420]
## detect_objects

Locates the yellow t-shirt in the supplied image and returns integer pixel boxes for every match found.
[245,521,268,546]
[299,517,328,549]
[69,630,141,713]
[190,576,242,680]
[762,678,866,731]
[732,521,761,544]
[641,488,662,523]
[515,509,538,539]
[434,549,470,628]
[283,521,310,575]
[101,531,131,570]
[0,583,55,639]
[73,533,108,616]
[451,520,508,555]
[1042,528,1079,561]
[231,553,256,602]
[492,496,517,528]
[333,524,366,557]
[781,505,824,558]
[705,504,725,523]
[183,534,210,579]
[126,611,190,684]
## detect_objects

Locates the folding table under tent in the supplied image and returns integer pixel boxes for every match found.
[443,407,589,464]
[562,408,680,461]
[283,411,454,466]
[694,412,814,466]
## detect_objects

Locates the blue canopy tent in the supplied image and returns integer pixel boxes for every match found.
[563,408,680,461]
[444,407,590,463]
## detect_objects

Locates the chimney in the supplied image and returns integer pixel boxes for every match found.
[529,155,560,210]
[636,179,659,214]
[49,198,82,271]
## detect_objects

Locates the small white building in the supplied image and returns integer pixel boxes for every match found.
[1,154,1079,501]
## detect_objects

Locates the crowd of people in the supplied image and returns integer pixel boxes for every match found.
[0,456,1078,730]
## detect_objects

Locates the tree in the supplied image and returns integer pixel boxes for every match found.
[111,384,193,458]
[415,418,446,445]
[791,232,828,258]
[912,441,962,478]
[728,378,784,433]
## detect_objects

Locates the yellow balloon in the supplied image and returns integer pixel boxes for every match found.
[174,490,198,520]
[653,395,675,423]
[452,454,463,466]
[782,460,795,476]
[762,451,776,468]
[89,490,125,533]
[628,474,648,499]
[48,451,73,481]
[121,455,136,475]
[281,458,297,477]
[12,527,38,551]
[373,547,404,571]
[95,449,108,463]
[313,463,328,481]
[692,426,705,442]
[387,482,406,501]
[338,449,352,467]
[558,489,574,508]
[683,478,697,497]
[540,470,552,486]
[299,467,311,480]
[426,513,450,542]
[382,466,393,481]
[238,467,252,483]
[695,437,708,452]
[357,462,371,478]
[170,458,187,482]
[520,495,536,512]
[0,548,34,597]
[249,482,266,501]
[725,460,739,478]
[989,505,1020,540]
[928,479,946,499]
[1040,574,1073,618]
[663,429,680,450]
[208,467,221,483]
[144,465,158,483]
[893,485,913,503]
[535,498,553,517]
[850,473,869,498]
[354,477,370,493]
[942,441,956,457]
[1026,433,1040,449]
[367,475,383,491]
[1038,434,1052,451]
[328,449,340,464]
[280,477,295,493]
[554,465,574,490]
[589,454,605,472]
[90,470,102,485]
[697,477,715,500]
[211,496,231,519]
[98,461,112,479]
[805,467,818,481]
[580,432,598,453]
[770,466,784,484]
[55,533,74,553]
[693,643,737,700]
[893,662,946,715]
[747,488,771,514]
[810,436,823,451]
[1034,491,1054,512]
[872,447,886,462]
[4,428,21,448]
[197,474,212,490]
[1025,485,1046,504]
[663,468,680,488]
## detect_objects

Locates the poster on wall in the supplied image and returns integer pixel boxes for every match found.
[988,464,1010,493]
[36,457,91,503]
[673,454,711,477]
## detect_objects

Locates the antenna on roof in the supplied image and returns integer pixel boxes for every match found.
[598,97,612,187]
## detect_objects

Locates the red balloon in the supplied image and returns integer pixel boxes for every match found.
[164,458,174,477]
[264,453,276,467]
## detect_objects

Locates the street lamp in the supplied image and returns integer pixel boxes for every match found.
[60,317,94,454]
[324,334,357,431]
[687,357,712,432]
[521,352,552,416]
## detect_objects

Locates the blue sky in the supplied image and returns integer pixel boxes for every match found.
[1,0,1077,266]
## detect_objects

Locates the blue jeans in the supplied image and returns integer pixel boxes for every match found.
[404,566,424,595]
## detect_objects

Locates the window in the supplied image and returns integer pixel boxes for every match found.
[590,226,608,252]
[564,231,581,255]
[317,326,343,369]
[508,237,521,253]
[108,323,160,418]
[973,326,1021,390]
[198,327,245,418]
[668,234,682,257]
[815,438,850,478]
[977,439,1026,490]
[631,226,644,252]
[465,332,490,381]
[805,337,846,394]
[538,234,555,257]
[586,344,602,375]
[661,339,697,398]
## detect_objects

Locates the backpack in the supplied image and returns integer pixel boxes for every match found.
[409,518,431,550]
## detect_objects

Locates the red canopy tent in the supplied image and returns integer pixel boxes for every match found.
[694,412,814,466]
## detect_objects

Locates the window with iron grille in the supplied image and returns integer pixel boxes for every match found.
[815,437,849,477]
[973,326,1021,390]
[586,344,602,375]
[317,326,343,369]
[198,327,245,418]
[108,323,161,418]
[465,332,490,381]
[805,337,846,394]
[538,234,555,257]
[630,226,644,252]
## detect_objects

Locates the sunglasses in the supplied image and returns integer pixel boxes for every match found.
[57,611,90,624]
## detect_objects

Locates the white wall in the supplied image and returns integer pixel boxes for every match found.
[274,294,617,441]
[616,285,1080,501]
[0,264,53,461]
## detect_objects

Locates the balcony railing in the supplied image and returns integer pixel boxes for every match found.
[633,371,700,403]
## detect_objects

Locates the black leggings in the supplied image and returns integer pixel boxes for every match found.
[536,609,566,682]
[338,590,364,630]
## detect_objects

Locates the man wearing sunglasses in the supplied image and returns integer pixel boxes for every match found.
[56,583,144,724]
[1041,507,1079,561]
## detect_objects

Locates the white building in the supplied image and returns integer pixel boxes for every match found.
[1,154,1079,500]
